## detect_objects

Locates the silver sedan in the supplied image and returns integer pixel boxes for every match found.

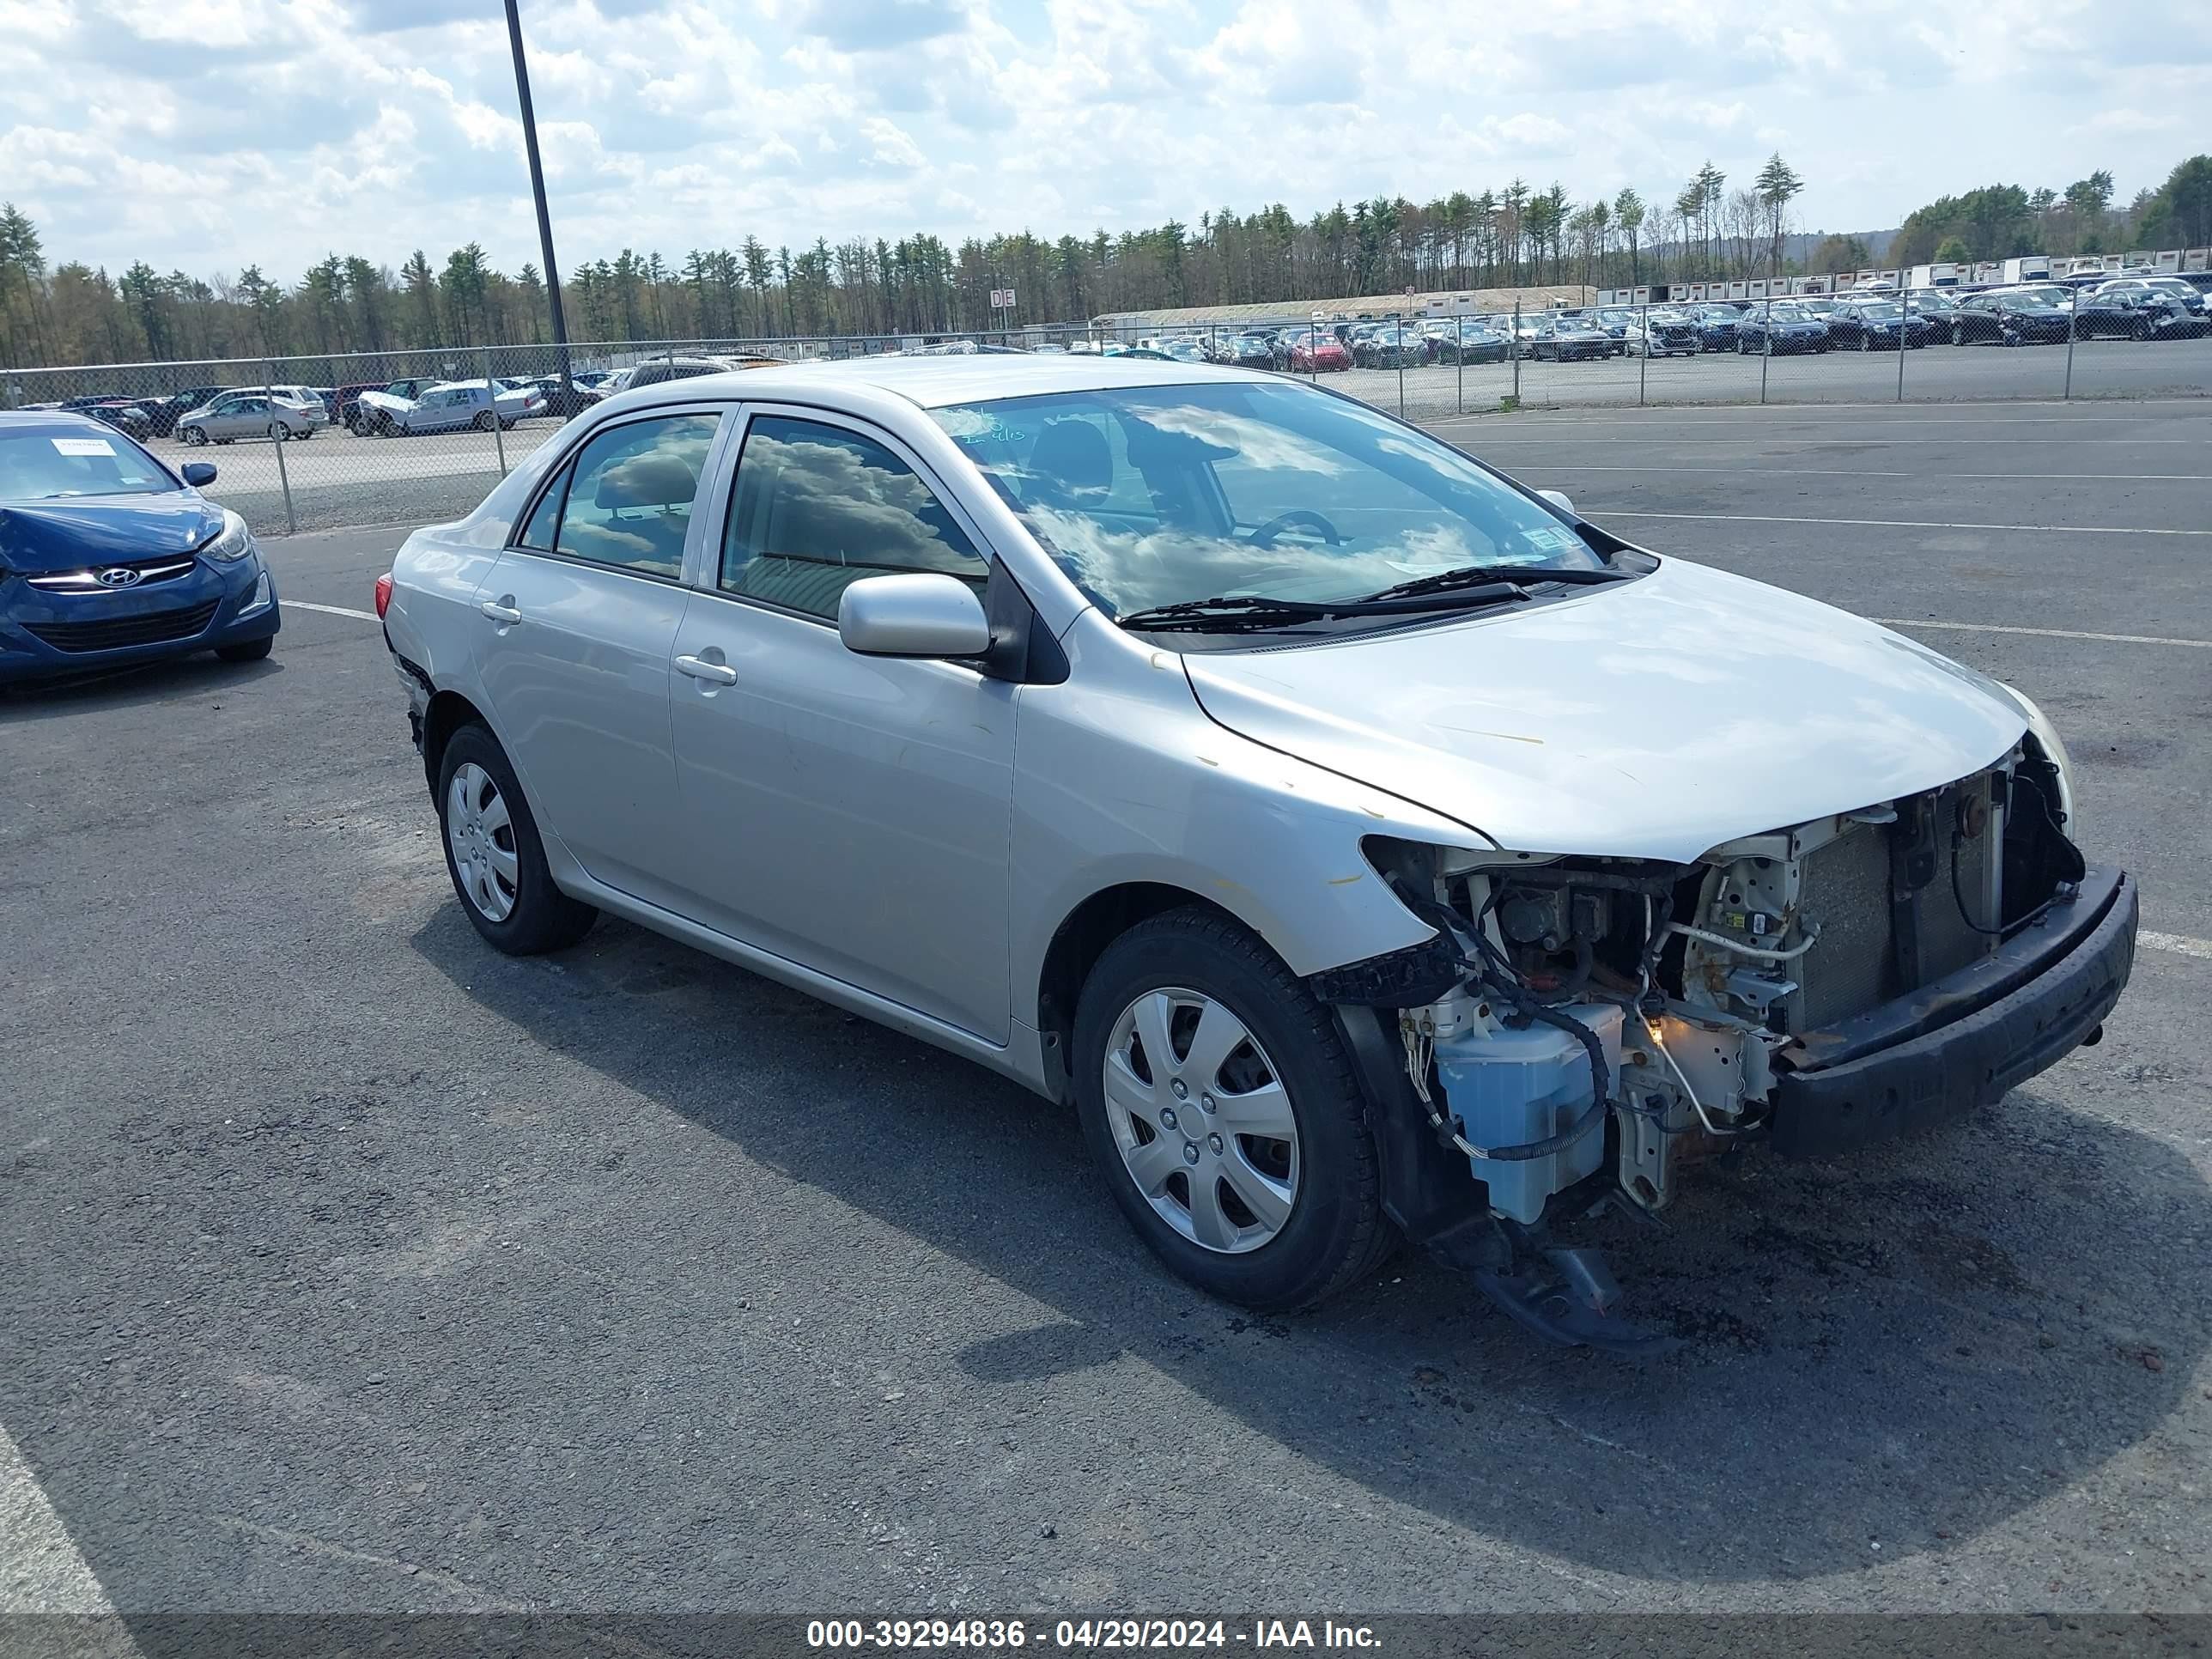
[375,356,2126,1337]
[175,389,325,445]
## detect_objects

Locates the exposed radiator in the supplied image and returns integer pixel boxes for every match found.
[1788,774,2001,1032]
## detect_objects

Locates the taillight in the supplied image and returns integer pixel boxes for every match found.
[374,571,393,618]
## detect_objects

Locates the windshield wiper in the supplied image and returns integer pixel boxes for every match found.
[1363,562,1632,602]
[1115,583,1531,633]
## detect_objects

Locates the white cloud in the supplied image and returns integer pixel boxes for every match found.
[0,0,2205,294]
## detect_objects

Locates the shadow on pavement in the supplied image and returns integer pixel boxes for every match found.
[401,907,2208,1586]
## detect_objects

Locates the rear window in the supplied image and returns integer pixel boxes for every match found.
[0,430,173,500]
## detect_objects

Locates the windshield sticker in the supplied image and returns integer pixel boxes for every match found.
[1522,526,1581,553]
[52,437,117,457]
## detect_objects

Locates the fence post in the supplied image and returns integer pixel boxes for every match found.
[1455,320,1464,415]
[482,345,508,476]
[1396,312,1407,416]
[1512,299,1522,405]
[263,359,297,535]
[1638,303,1648,406]
[1896,295,1908,403]
[2063,293,2077,401]
[1759,299,1771,405]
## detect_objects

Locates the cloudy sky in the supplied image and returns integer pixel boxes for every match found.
[3,0,2206,283]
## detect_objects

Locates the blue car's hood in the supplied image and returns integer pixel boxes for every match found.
[0,495,222,574]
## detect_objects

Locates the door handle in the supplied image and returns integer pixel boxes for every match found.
[479,597,521,623]
[675,653,737,686]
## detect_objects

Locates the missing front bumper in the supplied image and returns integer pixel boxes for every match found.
[1766,865,2136,1157]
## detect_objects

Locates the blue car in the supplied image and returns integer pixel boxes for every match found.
[0,410,280,685]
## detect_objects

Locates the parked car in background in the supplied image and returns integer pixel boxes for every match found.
[137,386,230,437]
[55,398,156,441]
[1951,291,2073,345]
[375,354,2130,1334]
[1623,308,1702,356]
[341,378,442,433]
[1589,307,1638,353]
[1220,333,1280,370]
[354,379,540,436]
[175,389,327,445]
[1689,305,1743,350]
[1735,301,1831,354]
[0,410,280,683]
[1434,319,1510,364]
[1279,328,1352,372]
[1827,298,1937,350]
[1528,314,1617,362]
[1352,325,1425,368]
[2075,280,2207,340]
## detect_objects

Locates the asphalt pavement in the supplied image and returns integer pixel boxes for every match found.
[3,401,2209,1621]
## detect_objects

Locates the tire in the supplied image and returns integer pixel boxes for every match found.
[267,422,289,441]
[180,425,206,446]
[1073,907,1394,1311]
[2130,317,2151,342]
[216,636,273,664]
[435,724,599,956]
[473,410,495,431]
[1952,323,1965,346]
[1859,333,1873,351]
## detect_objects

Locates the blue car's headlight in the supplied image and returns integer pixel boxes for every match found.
[200,508,256,563]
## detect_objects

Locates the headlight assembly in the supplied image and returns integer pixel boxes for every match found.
[200,508,257,563]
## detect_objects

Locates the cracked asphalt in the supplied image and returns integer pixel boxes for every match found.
[3,400,2208,1619]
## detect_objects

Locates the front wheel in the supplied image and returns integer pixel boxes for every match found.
[1073,908,1393,1311]
[1952,324,1966,346]
[2130,317,2152,342]
[435,726,599,955]
[180,425,206,446]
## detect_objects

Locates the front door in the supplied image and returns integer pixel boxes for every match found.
[667,409,1016,1042]
[471,408,728,910]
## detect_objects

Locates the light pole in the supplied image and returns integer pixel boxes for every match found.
[504,0,573,402]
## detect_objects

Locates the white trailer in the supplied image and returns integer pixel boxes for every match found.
[1998,256,2051,283]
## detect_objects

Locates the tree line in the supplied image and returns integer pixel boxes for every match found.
[1,153,2206,369]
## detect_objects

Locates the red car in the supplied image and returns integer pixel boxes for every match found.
[1282,327,1352,372]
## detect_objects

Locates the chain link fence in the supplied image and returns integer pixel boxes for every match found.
[5,289,2207,536]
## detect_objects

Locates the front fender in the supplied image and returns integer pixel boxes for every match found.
[1009,618,1491,1031]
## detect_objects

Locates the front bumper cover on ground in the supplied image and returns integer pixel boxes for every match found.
[1765,865,2136,1157]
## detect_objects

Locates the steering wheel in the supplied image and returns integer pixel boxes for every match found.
[1246,509,1345,550]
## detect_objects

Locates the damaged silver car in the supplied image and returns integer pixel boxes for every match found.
[376,356,2137,1348]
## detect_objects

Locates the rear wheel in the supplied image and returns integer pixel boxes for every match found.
[267,421,289,441]
[473,410,495,431]
[1073,908,1394,1311]
[435,725,599,955]
[2130,316,2152,342]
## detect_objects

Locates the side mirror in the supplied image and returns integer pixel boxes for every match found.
[180,462,217,487]
[837,573,990,659]
[1537,488,1576,516]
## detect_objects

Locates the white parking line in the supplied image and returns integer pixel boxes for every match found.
[288,600,380,623]
[1870,618,2212,649]
[2144,931,2212,962]
[1584,509,2212,537]
[0,1425,137,1643]
[1527,465,2211,481]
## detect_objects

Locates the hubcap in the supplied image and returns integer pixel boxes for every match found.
[445,763,519,922]
[1103,988,1298,1255]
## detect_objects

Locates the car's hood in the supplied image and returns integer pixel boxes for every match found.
[1180,557,2028,864]
[0,494,223,573]
[356,390,415,412]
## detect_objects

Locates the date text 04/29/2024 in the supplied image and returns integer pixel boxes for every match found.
[805,1619,1382,1650]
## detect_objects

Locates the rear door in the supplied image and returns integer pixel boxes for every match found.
[471,406,733,911]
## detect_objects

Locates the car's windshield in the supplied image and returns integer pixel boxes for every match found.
[930,381,1602,621]
[0,429,173,500]
[1767,302,1812,320]
[1858,302,1903,319]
